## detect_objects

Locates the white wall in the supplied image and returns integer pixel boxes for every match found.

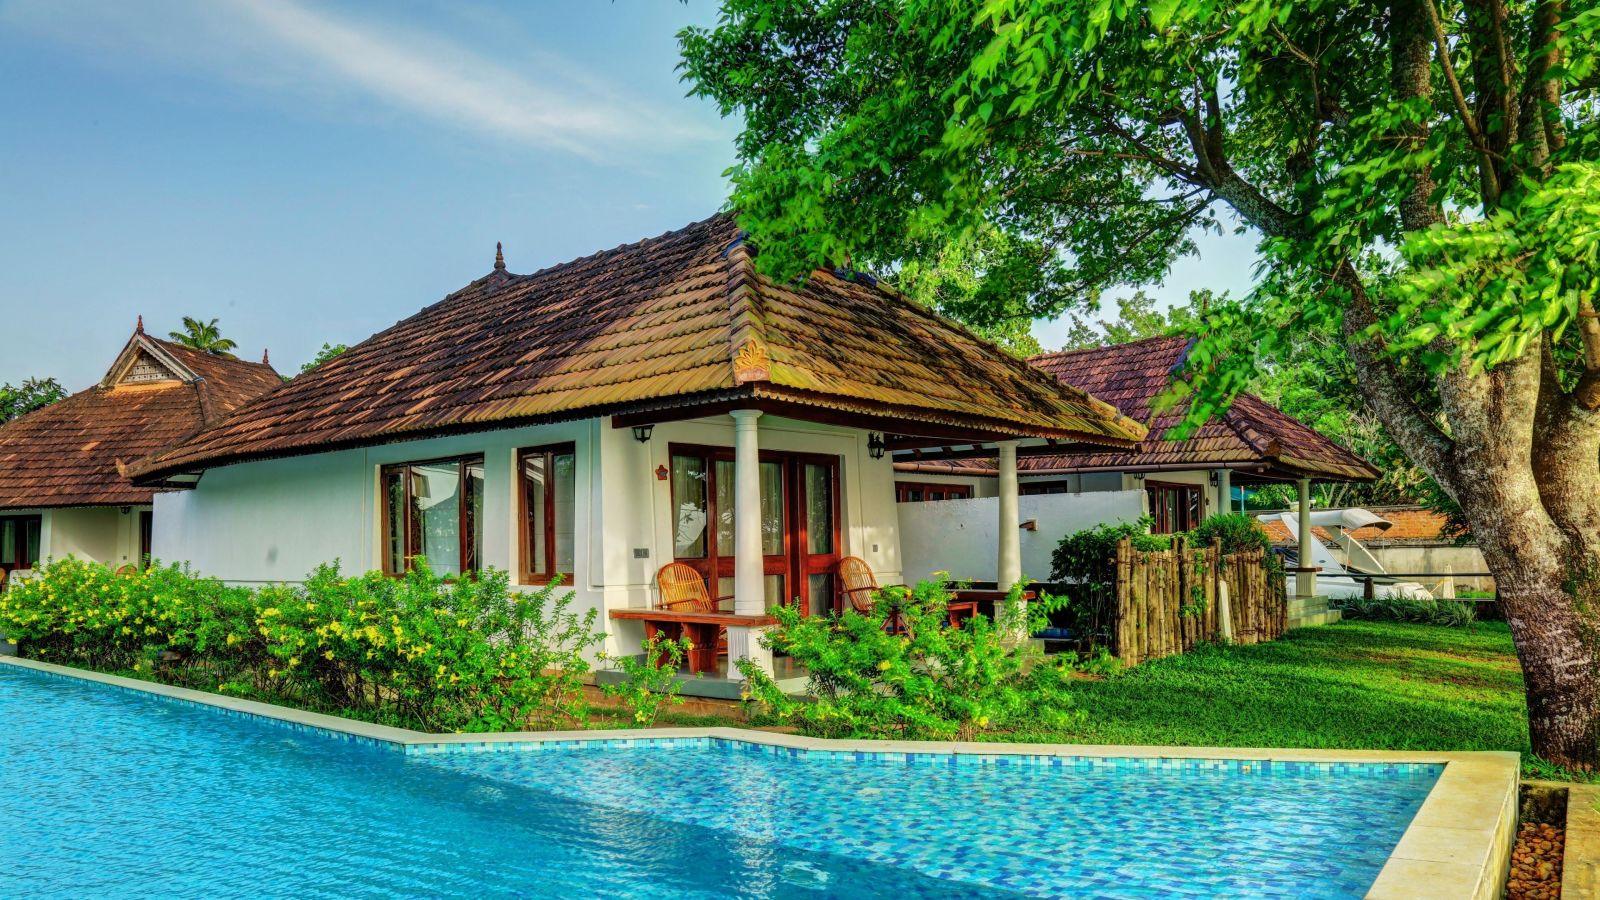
[18,506,148,568]
[897,490,1146,584]
[151,412,903,659]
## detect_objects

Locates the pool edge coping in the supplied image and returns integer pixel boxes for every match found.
[1,655,1517,899]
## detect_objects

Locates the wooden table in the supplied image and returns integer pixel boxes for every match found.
[948,589,1037,626]
[608,609,779,674]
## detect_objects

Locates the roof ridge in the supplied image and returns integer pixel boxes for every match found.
[1029,333,1190,364]
[723,231,772,384]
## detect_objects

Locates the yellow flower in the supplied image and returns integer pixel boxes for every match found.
[323,650,335,661]
[877,660,892,672]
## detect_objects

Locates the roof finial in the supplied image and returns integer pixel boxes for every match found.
[262,348,270,365]
[136,315,144,334]
[494,241,506,271]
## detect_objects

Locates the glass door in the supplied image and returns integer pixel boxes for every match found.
[793,458,841,615]
[669,447,841,615]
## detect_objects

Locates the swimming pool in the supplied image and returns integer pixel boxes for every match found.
[0,663,1447,898]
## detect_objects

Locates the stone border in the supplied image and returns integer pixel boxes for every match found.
[1564,783,1600,897]
[0,656,1517,899]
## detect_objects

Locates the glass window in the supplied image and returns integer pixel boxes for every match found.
[380,456,484,577]
[520,444,576,584]
[806,464,834,555]
[713,459,784,556]
[671,454,708,559]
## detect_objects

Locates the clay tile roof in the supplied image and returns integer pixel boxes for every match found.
[0,333,281,509]
[128,215,1144,481]
[901,335,1377,481]
[1259,507,1457,544]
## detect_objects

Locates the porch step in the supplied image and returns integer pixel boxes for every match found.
[1287,596,1331,616]
[1286,595,1343,630]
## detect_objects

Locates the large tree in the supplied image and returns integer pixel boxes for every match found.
[682,1,1600,765]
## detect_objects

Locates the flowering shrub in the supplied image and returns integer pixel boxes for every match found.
[0,558,604,732]
[598,634,693,727]
[739,579,1083,741]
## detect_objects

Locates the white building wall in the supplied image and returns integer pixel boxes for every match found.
[17,506,148,569]
[897,490,1146,584]
[150,413,902,658]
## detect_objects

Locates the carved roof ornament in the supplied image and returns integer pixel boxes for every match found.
[733,339,771,383]
[494,241,506,271]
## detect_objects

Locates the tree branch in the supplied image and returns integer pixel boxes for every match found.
[1335,262,1458,494]
[1423,0,1503,202]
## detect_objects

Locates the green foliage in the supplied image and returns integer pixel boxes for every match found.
[1057,290,1206,351]
[1188,513,1269,556]
[1048,517,1168,585]
[0,558,605,732]
[598,634,693,727]
[300,343,350,375]
[679,0,1599,443]
[168,316,239,358]
[1330,594,1477,628]
[0,376,67,424]
[739,579,1084,740]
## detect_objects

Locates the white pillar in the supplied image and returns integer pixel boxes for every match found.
[1215,469,1232,517]
[997,441,1022,587]
[727,410,773,677]
[1296,477,1316,598]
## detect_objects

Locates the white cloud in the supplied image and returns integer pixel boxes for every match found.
[0,0,712,159]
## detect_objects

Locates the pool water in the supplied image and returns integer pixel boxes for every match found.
[0,666,1439,898]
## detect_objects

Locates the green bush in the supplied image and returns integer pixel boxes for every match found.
[598,634,693,727]
[738,579,1084,740]
[0,558,604,732]
[1330,593,1477,627]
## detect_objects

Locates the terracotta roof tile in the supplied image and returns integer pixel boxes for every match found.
[130,216,1144,480]
[900,335,1376,482]
[0,334,280,509]
[1259,507,1456,544]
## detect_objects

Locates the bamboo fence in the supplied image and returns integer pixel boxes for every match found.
[1111,537,1286,666]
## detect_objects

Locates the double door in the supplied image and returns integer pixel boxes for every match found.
[669,446,841,615]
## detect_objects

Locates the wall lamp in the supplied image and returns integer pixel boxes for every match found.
[867,433,886,460]
[632,424,654,443]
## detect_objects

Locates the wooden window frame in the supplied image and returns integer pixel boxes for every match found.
[379,454,485,578]
[517,442,577,586]
[1145,479,1203,534]
[1019,480,1075,496]
[667,443,843,616]
[894,481,974,503]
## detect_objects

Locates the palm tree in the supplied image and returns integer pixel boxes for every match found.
[168,317,239,357]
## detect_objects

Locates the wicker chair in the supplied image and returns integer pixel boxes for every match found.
[655,562,732,656]
[837,556,881,614]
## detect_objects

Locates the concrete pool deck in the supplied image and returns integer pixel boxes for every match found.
[0,655,1518,899]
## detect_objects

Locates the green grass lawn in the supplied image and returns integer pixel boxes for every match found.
[1012,619,1569,777]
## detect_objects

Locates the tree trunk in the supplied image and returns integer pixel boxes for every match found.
[1477,533,1600,770]
[1439,351,1600,770]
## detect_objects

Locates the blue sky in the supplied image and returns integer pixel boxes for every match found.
[0,0,1259,390]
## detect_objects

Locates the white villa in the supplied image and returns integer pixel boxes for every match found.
[0,327,279,584]
[125,216,1145,675]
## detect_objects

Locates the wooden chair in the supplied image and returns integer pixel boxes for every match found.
[655,562,732,657]
[837,556,880,614]
[838,556,977,630]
